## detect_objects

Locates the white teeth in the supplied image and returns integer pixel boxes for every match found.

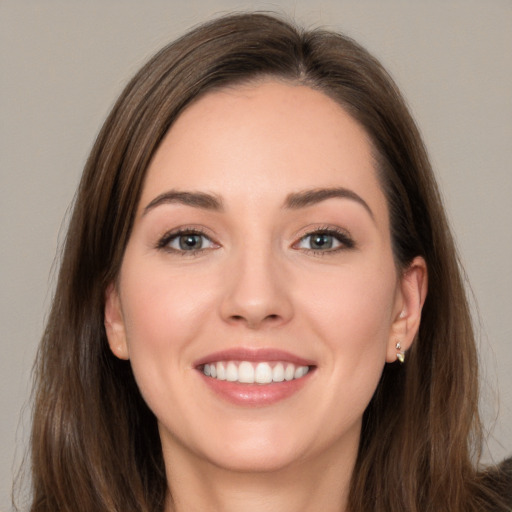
[238,361,254,383]
[272,363,284,382]
[255,362,273,384]
[226,361,238,382]
[294,366,307,379]
[284,363,295,381]
[202,361,310,384]
[216,361,226,380]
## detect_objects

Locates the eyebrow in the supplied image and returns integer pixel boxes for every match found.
[284,187,374,220]
[143,187,374,219]
[143,190,223,215]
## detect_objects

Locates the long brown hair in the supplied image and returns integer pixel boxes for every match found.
[27,12,509,511]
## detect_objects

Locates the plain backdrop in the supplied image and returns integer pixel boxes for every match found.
[1,1,511,509]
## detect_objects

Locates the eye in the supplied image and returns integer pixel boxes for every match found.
[158,229,217,254]
[294,229,354,252]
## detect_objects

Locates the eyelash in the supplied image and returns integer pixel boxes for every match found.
[156,227,217,256]
[293,226,355,255]
[156,226,355,256]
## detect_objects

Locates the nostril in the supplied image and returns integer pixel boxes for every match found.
[228,313,282,328]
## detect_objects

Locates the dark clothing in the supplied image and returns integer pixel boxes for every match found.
[485,456,512,511]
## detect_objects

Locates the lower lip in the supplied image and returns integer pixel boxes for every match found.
[199,370,313,406]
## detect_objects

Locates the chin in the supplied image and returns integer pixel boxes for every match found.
[205,443,302,474]
[168,418,311,474]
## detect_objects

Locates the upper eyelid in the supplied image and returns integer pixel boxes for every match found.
[157,226,217,248]
[293,224,353,240]
[292,226,356,250]
[155,224,354,249]
[159,225,214,238]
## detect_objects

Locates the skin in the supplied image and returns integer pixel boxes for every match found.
[105,80,427,512]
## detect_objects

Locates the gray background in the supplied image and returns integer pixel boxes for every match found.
[1,1,511,509]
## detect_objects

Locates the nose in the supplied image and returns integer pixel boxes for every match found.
[219,245,294,330]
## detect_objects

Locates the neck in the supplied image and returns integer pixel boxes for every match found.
[162,433,358,512]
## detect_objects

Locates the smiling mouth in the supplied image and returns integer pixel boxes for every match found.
[201,361,311,384]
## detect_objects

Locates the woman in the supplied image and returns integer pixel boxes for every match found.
[28,13,511,512]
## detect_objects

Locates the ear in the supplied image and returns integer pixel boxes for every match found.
[386,256,428,363]
[104,282,130,360]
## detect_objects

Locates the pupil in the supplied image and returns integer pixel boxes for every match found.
[179,234,202,250]
[312,234,332,249]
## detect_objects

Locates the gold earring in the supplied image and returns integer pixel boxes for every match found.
[395,341,405,363]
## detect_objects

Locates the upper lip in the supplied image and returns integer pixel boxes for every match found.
[193,348,316,368]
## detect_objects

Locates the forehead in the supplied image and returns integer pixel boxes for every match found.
[141,80,387,223]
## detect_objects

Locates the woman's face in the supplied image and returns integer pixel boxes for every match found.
[105,80,425,474]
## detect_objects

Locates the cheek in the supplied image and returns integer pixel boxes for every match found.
[117,272,216,438]
[294,258,397,409]
[121,258,215,342]
[298,263,397,350]
[274,262,398,450]
[118,260,217,393]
